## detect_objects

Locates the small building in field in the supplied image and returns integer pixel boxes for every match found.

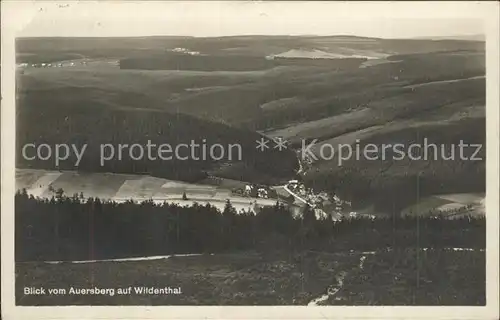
[257,188,268,199]
[245,185,253,194]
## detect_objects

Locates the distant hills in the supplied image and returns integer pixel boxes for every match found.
[16,35,484,63]
[412,34,485,41]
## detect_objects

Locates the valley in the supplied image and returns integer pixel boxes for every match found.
[13,34,487,307]
[16,35,485,215]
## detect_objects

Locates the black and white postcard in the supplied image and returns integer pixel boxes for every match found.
[1,1,499,319]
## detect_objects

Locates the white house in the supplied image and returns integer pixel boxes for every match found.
[244,185,253,195]
[257,188,268,198]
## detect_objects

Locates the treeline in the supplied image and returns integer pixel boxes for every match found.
[15,189,485,262]
[119,54,365,71]
[120,54,275,71]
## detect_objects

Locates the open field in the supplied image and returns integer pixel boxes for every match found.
[15,169,279,213]
[16,248,484,306]
[401,193,485,217]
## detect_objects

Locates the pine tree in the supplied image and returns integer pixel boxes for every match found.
[55,188,64,202]
[223,199,237,216]
[302,204,316,224]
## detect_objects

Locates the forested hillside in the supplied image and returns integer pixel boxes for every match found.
[16,189,485,262]
[16,93,298,184]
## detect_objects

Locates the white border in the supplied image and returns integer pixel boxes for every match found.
[2,1,499,319]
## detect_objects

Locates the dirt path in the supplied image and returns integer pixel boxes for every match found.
[308,271,346,306]
[283,185,312,206]
[44,253,208,264]
[307,247,483,306]
[404,75,484,89]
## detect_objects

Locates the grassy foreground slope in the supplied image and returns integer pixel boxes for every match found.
[15,192,485,306]
[16,249,484,306]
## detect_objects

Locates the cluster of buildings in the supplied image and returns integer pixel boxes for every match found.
[168,48,201,56]
[286,180,323,205]
[17,61,87,69]
[286,179,353,217]
[244,184,270,199]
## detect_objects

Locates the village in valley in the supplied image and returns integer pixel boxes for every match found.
[231,178,357,221]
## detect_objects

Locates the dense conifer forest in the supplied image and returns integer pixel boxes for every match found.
[15,189,485,262]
